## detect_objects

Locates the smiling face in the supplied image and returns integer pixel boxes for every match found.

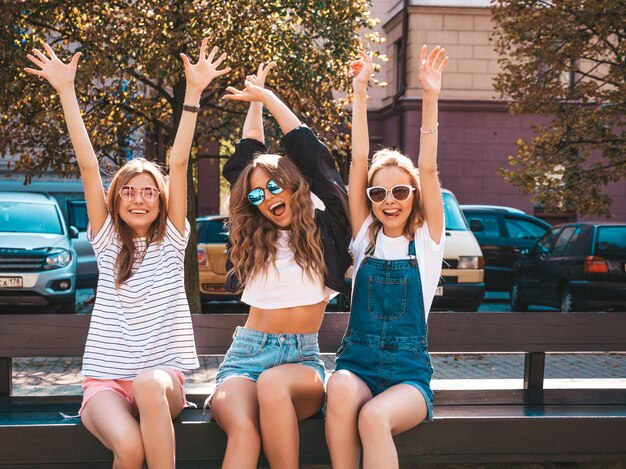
[370,165,416,238]
[117,172,161,237]
[248,166,293,228]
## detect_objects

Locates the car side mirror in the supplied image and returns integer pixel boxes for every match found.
[68,226,79,239]
[469,219,484,232]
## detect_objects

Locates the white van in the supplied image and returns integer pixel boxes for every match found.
[433,189,485,311]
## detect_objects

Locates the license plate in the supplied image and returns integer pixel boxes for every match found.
[0,276,23,288]
[435,286,443,296]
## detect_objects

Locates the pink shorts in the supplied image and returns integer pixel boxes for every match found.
[79,369,186,416]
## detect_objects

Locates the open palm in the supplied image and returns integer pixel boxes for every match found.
[25,44,81,92]
[180,39,231,93]
[419,46,448,96]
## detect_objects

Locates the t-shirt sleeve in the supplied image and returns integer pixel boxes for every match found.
[165,217,191,251]
[88,213,116,257]
[350,215,375,273]
[420,220,445,253]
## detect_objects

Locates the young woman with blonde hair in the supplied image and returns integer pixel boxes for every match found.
[208,63,352,469]
[326,46,449,469]
[25,39,230,469]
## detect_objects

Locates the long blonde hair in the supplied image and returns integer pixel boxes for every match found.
[366,149,426,253]
[227,153,325,286]
[106,158,169,287]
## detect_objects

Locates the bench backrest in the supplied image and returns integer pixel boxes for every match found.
[2,311,625,395]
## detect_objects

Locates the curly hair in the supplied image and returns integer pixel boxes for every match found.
[106,158,169,287]
[365,149,426,254]
[227,153,326,287]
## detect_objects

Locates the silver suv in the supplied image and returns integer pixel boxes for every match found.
[0,192,77,313]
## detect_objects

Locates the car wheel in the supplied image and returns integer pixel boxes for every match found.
[57,296,76,314]
[509,279,528,312]
[560,288,577,313]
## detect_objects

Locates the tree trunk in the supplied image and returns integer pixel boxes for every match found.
[172,80,202,314]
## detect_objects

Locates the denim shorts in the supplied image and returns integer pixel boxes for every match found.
[214,326,326,391]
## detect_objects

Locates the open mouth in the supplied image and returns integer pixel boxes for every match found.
[130,209,148,215]
[268,201,286,217]
[382,208,401,218]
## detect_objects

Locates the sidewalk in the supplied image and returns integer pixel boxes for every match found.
[13,352,626,396]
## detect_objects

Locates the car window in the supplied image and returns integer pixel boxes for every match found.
[67,201,89,231]
[534,228,560,254]
[505,217,548,240]
[197,219,228,243]
[595,226,626,254]
[442,192,468,231]
[466,214,500,236]
[552,226,580,255]
[0,202,63,234]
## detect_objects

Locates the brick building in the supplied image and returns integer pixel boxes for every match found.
[366,0,625,222]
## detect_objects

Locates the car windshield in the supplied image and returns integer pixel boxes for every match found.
[67,201,88,231]
[443,192,468,231]
[0,202,63,234]
[595,226,626,254]
[197,219,228,243]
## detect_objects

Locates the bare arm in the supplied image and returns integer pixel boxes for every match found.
[224,76,301,136]
[241,62,275,143]
[25,44,107,236]
[168,39,231,235]
[417,45,448,244]
[349,51,374,236]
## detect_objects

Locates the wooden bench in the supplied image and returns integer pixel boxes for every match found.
[1,311,626,468]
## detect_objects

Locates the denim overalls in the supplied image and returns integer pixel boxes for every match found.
[334,239,434,420]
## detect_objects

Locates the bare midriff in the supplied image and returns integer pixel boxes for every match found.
[244,301,327,334]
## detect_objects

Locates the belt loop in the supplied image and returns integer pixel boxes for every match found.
[296,334,303,349]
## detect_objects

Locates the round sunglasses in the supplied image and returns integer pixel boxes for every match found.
[247,179,283,206]
[366,184,415,203]
[118,185,160,202]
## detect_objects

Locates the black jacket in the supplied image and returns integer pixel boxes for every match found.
[223,125,352,296]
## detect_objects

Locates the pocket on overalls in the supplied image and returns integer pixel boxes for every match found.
[412,347,434,373]
[367,275,407,320]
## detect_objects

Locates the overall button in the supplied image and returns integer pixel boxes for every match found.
[279,336,286,343]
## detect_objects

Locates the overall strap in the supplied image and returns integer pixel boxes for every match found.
[409,239,417,267]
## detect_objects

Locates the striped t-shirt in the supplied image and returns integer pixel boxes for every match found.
[82,214,199,380]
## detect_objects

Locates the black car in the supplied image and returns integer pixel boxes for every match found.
[461,205,551,291]
[510,222,626,312]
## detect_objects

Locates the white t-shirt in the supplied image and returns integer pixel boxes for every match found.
[83,214,199,380]
[351,215,445,319]
[241,230,334,308]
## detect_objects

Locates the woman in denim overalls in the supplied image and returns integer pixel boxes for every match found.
[326,47,449,468]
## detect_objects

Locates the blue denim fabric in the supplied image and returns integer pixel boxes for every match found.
[215,326,326,389]
[334,240,435,420]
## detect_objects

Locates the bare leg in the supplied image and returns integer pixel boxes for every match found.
[257,364,324,469]
[325,370,373,469]
[81,391,145,469]
[358,384,429,469]
[132,369,185,469]
[211,378,261,469]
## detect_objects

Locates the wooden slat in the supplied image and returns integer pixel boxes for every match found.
[0,358,10,398]
[2,312,626,357]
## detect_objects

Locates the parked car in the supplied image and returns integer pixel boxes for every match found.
[0,192,78,313]
[431,190,485,311]
[196,215,239,301]
[66,200,99,289]
[510,222,626,312]
[461,205,551,291]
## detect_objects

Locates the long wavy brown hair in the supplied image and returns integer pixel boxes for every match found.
[106,158,169,287]
[366,149,426,254]
[227,153,326,287]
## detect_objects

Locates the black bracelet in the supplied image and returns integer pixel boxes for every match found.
[183,104,201,113]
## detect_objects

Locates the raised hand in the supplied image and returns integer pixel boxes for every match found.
[223,61,276,103]
[419,45,448,97]
[25,44,82,93]
[180,38,231,93]
[350,50,374,90]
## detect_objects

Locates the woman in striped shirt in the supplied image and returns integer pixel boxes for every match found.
[25,39,230,469]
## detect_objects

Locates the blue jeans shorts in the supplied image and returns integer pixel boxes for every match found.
[214,326,326,391]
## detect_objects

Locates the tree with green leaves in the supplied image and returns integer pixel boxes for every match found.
[491,0,625,217]
[0,0,379,312]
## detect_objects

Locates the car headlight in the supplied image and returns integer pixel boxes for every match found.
[458,256,484,269]
[44,249,72,269]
